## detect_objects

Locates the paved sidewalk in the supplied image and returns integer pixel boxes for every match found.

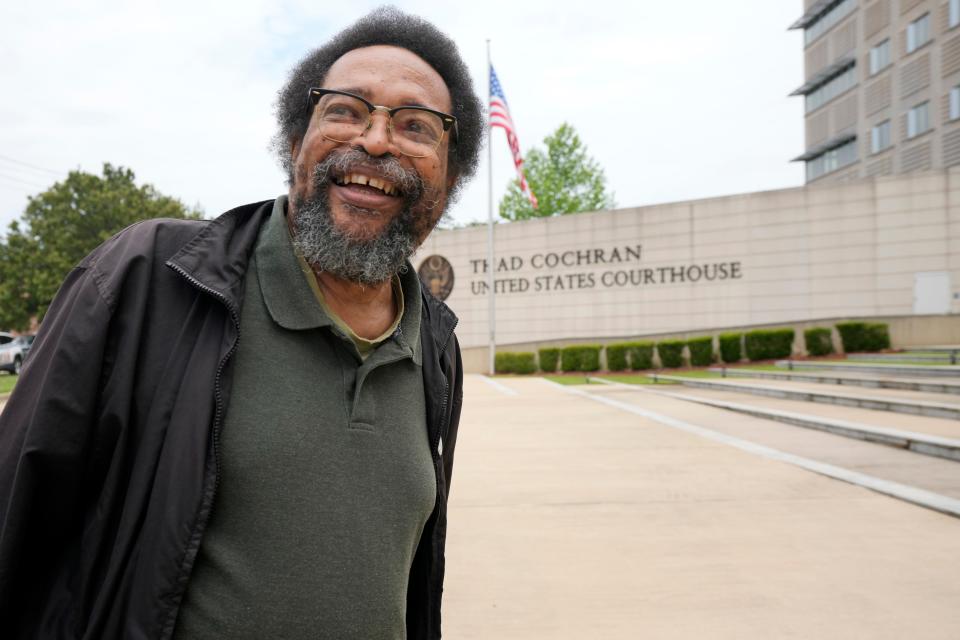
[443,375,960,639]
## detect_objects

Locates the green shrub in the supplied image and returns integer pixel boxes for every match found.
[606,343,629,372]
[836,322,891,353]
[744,329,795,361]
[687,336,714,367]
[804,327,833,356]
[719,333,742,363]
[538,348,560,373]
[657,340,686,368]
[494,351,536,374]
[865,323,891,351]
[625,341,655,370]
[560,345,602,372]
[836,322,868,352]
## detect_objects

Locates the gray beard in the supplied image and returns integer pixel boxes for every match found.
[290,149,441,285]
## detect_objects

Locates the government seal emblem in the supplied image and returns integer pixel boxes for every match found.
[417,255,454,301]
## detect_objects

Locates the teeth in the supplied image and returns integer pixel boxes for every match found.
[339,173,397,195]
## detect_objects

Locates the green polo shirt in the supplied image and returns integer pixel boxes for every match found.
[173,197,436,640]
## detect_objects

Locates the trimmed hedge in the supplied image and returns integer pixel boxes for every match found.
[657,340,686,368]
[744,328,795,361]
[606,343,630,372]
[687,336,714,367]
[539,348,560,373]
[804,327,833,356]
[836,322,891,353]
[626,341,655,370]
[560,345,601,372]
[495,351,536,374]
[719,332,742,363]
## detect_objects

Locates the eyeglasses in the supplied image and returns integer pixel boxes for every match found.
[307,87,458,158]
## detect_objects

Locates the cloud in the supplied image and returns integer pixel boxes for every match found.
[0,0,804,233]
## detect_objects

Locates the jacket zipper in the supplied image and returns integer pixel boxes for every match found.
[433,316,457,458]
[160,262,241,640]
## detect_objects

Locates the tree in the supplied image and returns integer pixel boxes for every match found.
[0,164,203,330]
[499,123,615,222]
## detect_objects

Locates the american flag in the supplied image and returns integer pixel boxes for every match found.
[489,65,538,208]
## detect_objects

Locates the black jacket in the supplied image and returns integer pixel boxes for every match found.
[0,200,463,639]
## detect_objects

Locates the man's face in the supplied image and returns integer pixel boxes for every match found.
[289,45,454,249]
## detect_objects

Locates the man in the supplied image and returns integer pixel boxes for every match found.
[0,8,482,639]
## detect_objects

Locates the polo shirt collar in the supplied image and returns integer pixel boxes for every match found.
[255,196,422,365]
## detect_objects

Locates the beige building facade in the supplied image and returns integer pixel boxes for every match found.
[795,0,960,183]
[414,170,960,365]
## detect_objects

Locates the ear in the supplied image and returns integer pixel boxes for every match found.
[445,170,458,191]
[290,137,302,164]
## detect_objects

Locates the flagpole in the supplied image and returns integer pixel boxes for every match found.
[486,39,496,376]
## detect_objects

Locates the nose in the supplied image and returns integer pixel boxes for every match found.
[358,108,394,157]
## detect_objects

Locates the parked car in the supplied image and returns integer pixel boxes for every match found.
[0,334,35,375]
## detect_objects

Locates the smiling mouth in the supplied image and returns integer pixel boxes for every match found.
[332,172,401,197]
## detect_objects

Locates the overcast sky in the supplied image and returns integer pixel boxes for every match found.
[0,1,805,232]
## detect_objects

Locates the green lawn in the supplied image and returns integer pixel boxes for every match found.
[0,374,17,395]
[543,375,597,385]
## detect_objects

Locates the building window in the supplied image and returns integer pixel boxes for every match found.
[805,65,857,113]
[950,87,960,120]
[906,14,931,54]
[871,121,891,153]
[869,40,890,75]
[806,139,858,181]
[907,102,930,138]
[951,0,960,29]
[804,0,857,45]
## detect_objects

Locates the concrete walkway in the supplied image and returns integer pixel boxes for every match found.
[443,375,960,639]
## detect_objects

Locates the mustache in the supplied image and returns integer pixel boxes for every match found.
[311,147,424,205]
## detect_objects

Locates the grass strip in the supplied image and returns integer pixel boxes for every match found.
[0,375,17,395]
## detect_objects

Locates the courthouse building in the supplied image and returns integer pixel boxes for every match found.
[413,1,960,372]
[793,0,960,182]
[414,170,960,372]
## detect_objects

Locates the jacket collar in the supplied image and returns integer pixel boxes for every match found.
[166,200,274,310]
[419,285,458,358]
[166,197,459,350]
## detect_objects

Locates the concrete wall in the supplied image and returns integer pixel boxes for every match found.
[415,169,960,369]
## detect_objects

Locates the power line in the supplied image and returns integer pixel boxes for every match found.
[0,172,47,190]
[0,154,64,177]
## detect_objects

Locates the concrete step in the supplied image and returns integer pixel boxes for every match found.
[848,353,956,363]
[650,374,960,420]
[904,345,960,353]
[774,360,960,378]
[687,375,960,408]
[707,367,960,395]
[590,378,960,464]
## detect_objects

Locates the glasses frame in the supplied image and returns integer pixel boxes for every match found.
[306,87,458,158]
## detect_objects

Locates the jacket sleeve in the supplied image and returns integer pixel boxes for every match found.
[0,263,114,627]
